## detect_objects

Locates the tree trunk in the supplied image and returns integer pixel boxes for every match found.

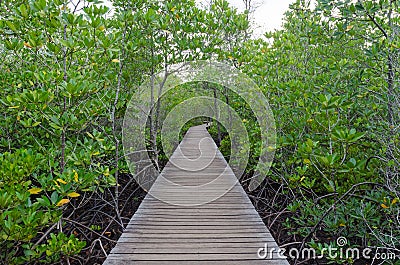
[213,86,221,145]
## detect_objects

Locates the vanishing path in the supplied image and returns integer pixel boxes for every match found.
[104,125,289,264]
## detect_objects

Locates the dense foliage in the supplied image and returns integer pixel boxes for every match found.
[0,0,398,264]
[242,1,400,263]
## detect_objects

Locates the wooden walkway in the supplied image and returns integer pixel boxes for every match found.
[104,125,289,264]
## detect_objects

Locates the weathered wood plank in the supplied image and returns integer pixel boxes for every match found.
[105,253,286,260]
[115,237,276,243]
[114,242,278,248]
[119,233,275,239]
[104,261,288,265]
[110,248,281,255]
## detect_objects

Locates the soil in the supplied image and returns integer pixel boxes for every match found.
[63,173,146,265]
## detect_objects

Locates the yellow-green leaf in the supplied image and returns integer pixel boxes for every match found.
[267,146,275,151]
[28,187,42,195]
[111,59,120,63]
[67,192,80,198]
[6,21,17,32]
[73,170,79,182]
[56,199,70,206]
[53,180,60,188]
[57,178,67,184]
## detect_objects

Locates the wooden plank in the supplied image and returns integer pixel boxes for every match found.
[127,221,266,225]
[119,233,274,238]
[103,125,288,264]
[123,228,272,233]
[110,247,280,254]
[114,242,278,248]
[104,261,288,265]
[116,237,277,243]
[130,213,261,217]
[104,253,286,260]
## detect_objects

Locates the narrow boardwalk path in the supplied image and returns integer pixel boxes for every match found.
[104,125,289,264]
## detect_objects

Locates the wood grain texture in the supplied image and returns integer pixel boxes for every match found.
[103,125,289,264]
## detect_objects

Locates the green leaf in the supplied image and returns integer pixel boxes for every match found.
[50,191,58,204]
[19,4,28,18]
[5,21,17,32]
